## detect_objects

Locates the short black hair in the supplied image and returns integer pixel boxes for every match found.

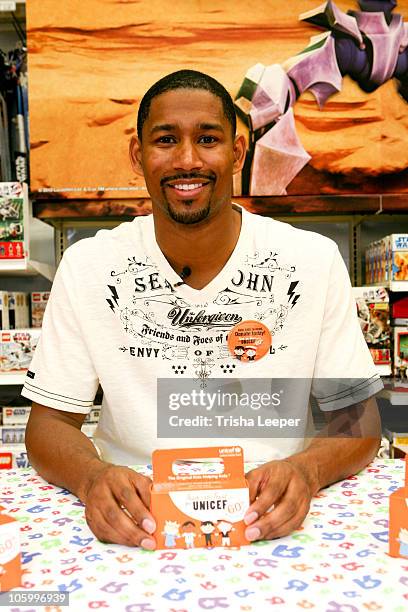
[137,69,236,139]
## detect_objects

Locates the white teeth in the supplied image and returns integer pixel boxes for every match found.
[173,183,203,191]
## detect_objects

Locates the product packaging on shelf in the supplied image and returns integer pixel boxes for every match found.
[30,291,49,328]
[0,445,30,469]
[394,327,408,378]
[151,446,250,550]
[0,505,22,591]
[0,426,25,445]
[392,295,408,326]
[352,286,391,371]
[7,292,29,329]
[1,406,31,425]
[365,234,408,285]
[389,456,408,558]
[0,329,40,373]
[0,182,25,260]
[0,452,12,470]
[0,291,9,330]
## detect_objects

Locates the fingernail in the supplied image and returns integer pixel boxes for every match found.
[141,538,156,550]
[244,511,258,525]
[245,527,261,542]
[142,518,156,534]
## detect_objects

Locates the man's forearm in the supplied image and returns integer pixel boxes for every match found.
[286,396,382,496]
[286,436,381,497]
[25,414,108,502]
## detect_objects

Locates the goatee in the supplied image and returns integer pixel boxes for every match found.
[167,201,211,225]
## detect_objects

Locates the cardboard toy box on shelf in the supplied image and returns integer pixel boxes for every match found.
[151,446,250,550]
[392,295,408,321]
[384,428,408,456]
[1,406,31,425]
[0,182,25,260]
[0,452,12,470]
[394,327,408,379]
[8,292,29,329]
[352,286,391,371]
[0,329,40,373]
[0,446,30,469]
[389,457,408,558]
[365,234,408,285]
[0,292,9,330]
[0,505,22,592]
[0,425,25,445]
[30,291,49,328]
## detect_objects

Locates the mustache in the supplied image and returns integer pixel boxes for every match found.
[161,173,215,186]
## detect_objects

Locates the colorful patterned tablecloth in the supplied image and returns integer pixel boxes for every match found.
[0,458,406,612]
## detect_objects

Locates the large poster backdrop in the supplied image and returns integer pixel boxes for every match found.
[26,0,408,200]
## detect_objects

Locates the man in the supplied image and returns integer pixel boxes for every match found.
[23,70,382,551]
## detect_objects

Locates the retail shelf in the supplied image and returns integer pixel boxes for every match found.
[0,258,55,281]
[366,281,408,292]
[387,282,408,293]
[0,443,25,452]
[376,365,392,376]
[0,0,25,7]
[0,373,25,385]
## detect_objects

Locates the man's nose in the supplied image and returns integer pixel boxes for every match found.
[173,140,204,171]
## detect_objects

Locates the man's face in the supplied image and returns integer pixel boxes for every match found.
[131,88,245,225]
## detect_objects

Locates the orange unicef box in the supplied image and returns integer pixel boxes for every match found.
[389,456,408,558]
[151,446,250,550]
[0,506,22,591]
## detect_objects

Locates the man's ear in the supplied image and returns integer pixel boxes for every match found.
[232,133,247,175]
[129,136,143,175]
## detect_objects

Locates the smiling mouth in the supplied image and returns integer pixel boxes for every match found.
[170,182,207,191]
[165,180,212,198]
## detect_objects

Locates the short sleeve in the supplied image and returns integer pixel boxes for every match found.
[21,249,99,413]
[311,247,383,411]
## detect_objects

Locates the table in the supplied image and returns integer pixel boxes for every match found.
[0,458,407,611]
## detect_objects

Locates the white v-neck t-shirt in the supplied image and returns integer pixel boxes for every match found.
[22,206,382,464]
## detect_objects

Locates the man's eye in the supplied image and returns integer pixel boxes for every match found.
[157,136,176,144]
[199,135,217,144]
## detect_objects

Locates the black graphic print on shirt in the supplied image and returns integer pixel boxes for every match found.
[106,250,301,381]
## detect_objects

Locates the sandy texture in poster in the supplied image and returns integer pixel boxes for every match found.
[26,0,408,198]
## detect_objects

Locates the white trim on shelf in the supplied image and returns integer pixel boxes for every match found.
[0,258,55,281]
[369,281,408,292]
[388,281,408,292]
[0,373,25,385]
[379,388,408,405]
[376,364,392,376]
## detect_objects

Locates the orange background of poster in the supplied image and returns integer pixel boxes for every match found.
[26,0,408,200]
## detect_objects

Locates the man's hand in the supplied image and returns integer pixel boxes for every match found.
[82,463,156,549]
[243,460,316,541]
